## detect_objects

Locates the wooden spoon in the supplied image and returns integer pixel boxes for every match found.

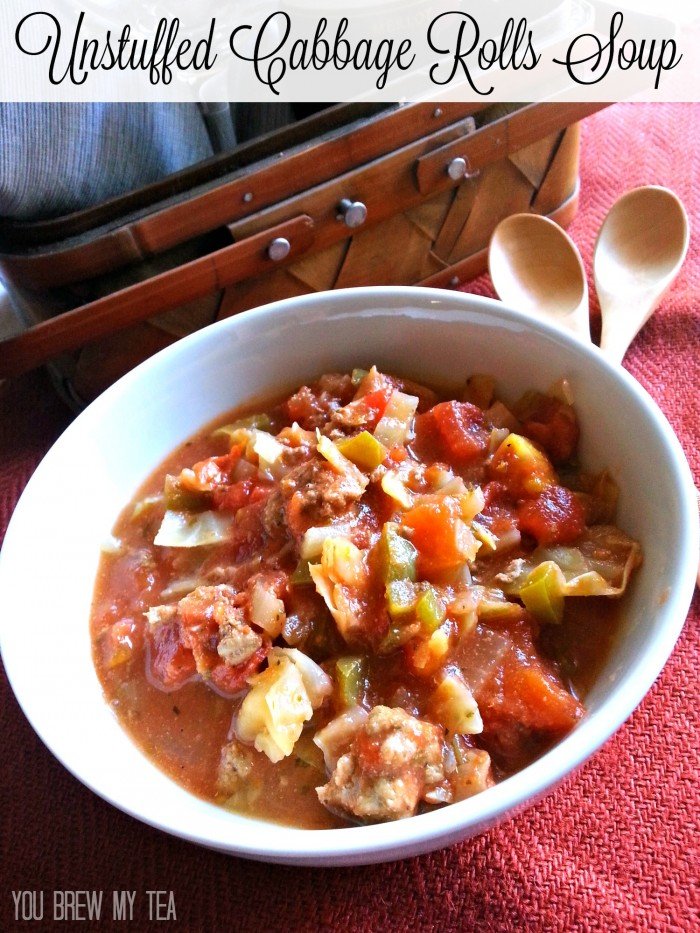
[488,199,698,584]
[488,214,591,342]
[595,186,690,364]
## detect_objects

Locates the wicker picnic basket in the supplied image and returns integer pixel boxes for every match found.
[0,101,605,405]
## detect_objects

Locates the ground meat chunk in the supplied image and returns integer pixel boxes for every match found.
[285,374,355,430]
[316,706,448,822]
[281,459,364,534]
[178,585,262,670]
[217,739,254,795]
[217,614,263,665]
[261,487,287,538]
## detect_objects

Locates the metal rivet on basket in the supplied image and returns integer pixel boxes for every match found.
[337,198,368,229]
[267,237,291,262]
[242,192,253,203]
[447,157,468,181]
[433,107,443,118]
[450,276,460,287]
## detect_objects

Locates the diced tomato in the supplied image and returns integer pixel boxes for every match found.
[188,451,241,491]
[517,485,586,545]
[231,499,270,558]
[209,644,269,697]
[515,393,579,464]
[389,445,409,463]
[212,479,253,512]
[150,621,197,689]
[211,478,271,513]
[479,482,520,541]
[505,666,583,732]
[429,401,490,464]
[482,481,510,508]
[401,495,473,575]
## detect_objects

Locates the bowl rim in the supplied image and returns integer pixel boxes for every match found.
[1,285,697,864]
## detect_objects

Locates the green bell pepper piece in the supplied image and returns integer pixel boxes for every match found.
[415,587,446,633]
[519,562,564,624]
[290,559,313,586]
[378,523,418,583]
[336,656,367,707]
[163,475,208,512]
[335,431,388,470]
[386,579,418,620]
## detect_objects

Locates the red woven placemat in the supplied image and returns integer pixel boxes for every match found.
[1,103,698,932]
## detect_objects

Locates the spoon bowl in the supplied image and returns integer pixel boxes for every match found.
[489,214,591,342]
[595,186,689,363]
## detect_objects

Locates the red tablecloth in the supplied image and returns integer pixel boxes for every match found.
[1,103,698,932]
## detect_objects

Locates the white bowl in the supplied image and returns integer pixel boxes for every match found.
[0,287,697,866]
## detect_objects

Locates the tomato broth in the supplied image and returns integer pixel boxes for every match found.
[91,368,640,828]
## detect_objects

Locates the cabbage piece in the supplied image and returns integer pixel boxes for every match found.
[472,586,524,621]
[251,430,287,479]
[313,706,369,770]
[497,525,641,598]
[236,648,330,763]
[436,479,485,524]
[212,426,286,479]
[547,377,574,405]
[381,471,414,508]
[154,510,235,547]
[320,537,366,587]
[472,520,497,552]
[316,432,369,493]
[249,579,286,637]
[430,671,483,735]
[160,576,204,600]
[300,523,354,561]
[374,390,419,447]
[279,647,333,706]
[309,564,359,643]
[236,656,312,762]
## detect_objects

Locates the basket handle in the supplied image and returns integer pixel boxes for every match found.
[0,215,315,380]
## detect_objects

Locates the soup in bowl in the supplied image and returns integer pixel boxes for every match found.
[0,287,696,865]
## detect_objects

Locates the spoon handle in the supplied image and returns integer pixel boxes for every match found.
[598,293,659,365]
